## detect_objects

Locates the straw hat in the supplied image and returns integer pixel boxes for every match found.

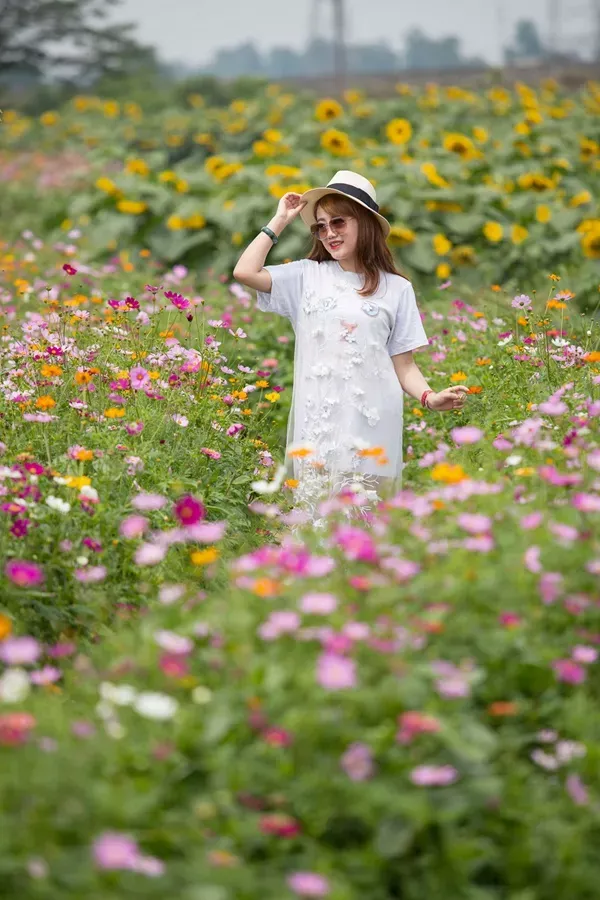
[299,169,391,238]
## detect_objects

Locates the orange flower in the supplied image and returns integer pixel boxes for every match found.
[431,462,468,483]
[190,547,220,566]
[467,385,483,394]
[75,370,93,384]
[40,364,63,377]
[475,357,491,366]
[104,408,125,418]
[357,446,385,457]
[583,350,600,363]
[450,371,467,382]
[284,479,299,489]
[0,614,12,641]
[488,701,518,717]
[491,284,502,292]
[35,395,55,410]
[432,499,445,510]
[252,577,281,598]
[74,449,93,461]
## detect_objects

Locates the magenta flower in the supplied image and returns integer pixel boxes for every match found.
[5,559,44,587]
[62,263,77,276]
[340,742,374,781]
[332,524,378,563]
[316,652,356,690]
[287,872,330,897]
[0,636,41,665]
[125,420,145,436]
[164,290,191,310]
[552,659,586,684]
[572,493,600,512]
[451,425,483,445]
[173,494,206,527]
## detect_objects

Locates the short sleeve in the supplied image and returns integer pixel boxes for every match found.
[387,281,429,357]
[255,258,306,328]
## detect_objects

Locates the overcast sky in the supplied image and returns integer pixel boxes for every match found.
[107,0,593,68]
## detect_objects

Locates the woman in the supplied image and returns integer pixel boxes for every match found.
[233,169,468,529]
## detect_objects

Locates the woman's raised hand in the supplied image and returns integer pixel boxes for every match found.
[275,192,308,225]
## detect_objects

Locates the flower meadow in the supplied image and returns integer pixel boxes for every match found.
[1,80,600,898]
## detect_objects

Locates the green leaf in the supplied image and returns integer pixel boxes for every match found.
[401,238,438,274]
[374,816,415,858]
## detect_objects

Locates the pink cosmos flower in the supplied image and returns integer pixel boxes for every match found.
[300,592,338,615]
[451,425,483,445]
[0,636,41,665]
[287,872,330,897]
[30,666,62,685]
[397,711,441,744]
[129,366,151,391]
[340,742,374,781]
[125,420,145,436]
[566,773,589,806]
[259,610,300,640]
[524,545,542,573]
[572,492,600,512]
[332,524,378,563]
[456,513,492,534]
[134,543,167,566]
[520,511,543,530]
[316,652,357,690]
[5,559,44,587]
[74,565,107,583]
[538,572,563,604]
[572,645,598,664]
[119,514,149,538]
[512,294,532,310]
[538,399,568,416]
[92,832,139,870]
[131,492,167,510]
[410,764,458,786]
[163,290,191,310]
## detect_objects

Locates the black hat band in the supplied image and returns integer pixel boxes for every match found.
[326,182,380,214]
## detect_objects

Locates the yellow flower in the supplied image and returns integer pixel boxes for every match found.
[511,224,529,244]
[536,204,552,223]
[569,190,592,207]
[74,449,94,461]
[253,139,278,158]
[116,200,147,215]
[483,221,504,243]
[63,475,91,490]
[190,547,220,566]
[515,467,535,477]
[450,371,467,382]
[40,111,59,126]
[315,99,344,121]
[104,408,126,418]
[103,101,120,118]
[431,462,468,484]
[436,262,451,279]
[581,228,600,259]
[420,162,450,189]
[321,128,353,156]
[388,226,416,246]
[159,170,177,183]
[264,392,280,403]
[443,132,478,159]
[96,177,118,195]
[40,364,63,377]
[124,158,149,176]
[188,93,204,108]
[518,172,554,192]
[433,233,451,255]
[166,214,184,230]
[385,118,412,145]
[175,179,189,193]
[472,126,489,143]
[451,245,476,266]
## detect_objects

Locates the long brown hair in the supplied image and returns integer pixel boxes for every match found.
[305,194,404,298]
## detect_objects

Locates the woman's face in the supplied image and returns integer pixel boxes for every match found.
[314,205,359,264]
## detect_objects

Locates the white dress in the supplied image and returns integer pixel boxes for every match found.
[256,258,429,528]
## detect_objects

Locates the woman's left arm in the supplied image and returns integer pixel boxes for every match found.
[391,351,468,412]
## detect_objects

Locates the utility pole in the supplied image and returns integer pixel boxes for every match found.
[332,0,347,94]
[548,0,561,56]
[593,0,600,59]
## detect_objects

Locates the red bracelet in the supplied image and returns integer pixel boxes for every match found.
[421,389,434,409]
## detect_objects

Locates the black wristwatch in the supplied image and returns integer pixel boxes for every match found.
[260,226,278,245]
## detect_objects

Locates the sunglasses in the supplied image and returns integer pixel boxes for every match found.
[310,216,354,241]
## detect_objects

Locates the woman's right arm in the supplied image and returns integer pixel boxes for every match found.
[232,193,308,293]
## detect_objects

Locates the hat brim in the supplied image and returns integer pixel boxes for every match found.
[299,187,391,238]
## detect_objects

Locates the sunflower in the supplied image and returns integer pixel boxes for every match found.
[518,172,554,192]
[536,204,552,223]
[315,99,344,122]
[582,228,600,259]
[388,226,416,246]
[483,222,504,243]
[385,118,413,145]
[321,129,353,156]
[433,233,452,255]
[421,162,450,189]
[451,245,476,266]
[511,225,529,244]
[442,132,478,160]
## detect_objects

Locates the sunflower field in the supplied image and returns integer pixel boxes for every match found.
[0,77,600,899]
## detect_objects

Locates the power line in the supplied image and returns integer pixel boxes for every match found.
[308,0,348,92]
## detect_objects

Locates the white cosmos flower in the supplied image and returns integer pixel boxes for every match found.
[251,463,286,495]
[497,335,513,347]
[504,455,523,467]
[46,495,71,514]
[80,485,99,501]
[133,691,179,721]
[99,682,138,706]
[0,667,30,703]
